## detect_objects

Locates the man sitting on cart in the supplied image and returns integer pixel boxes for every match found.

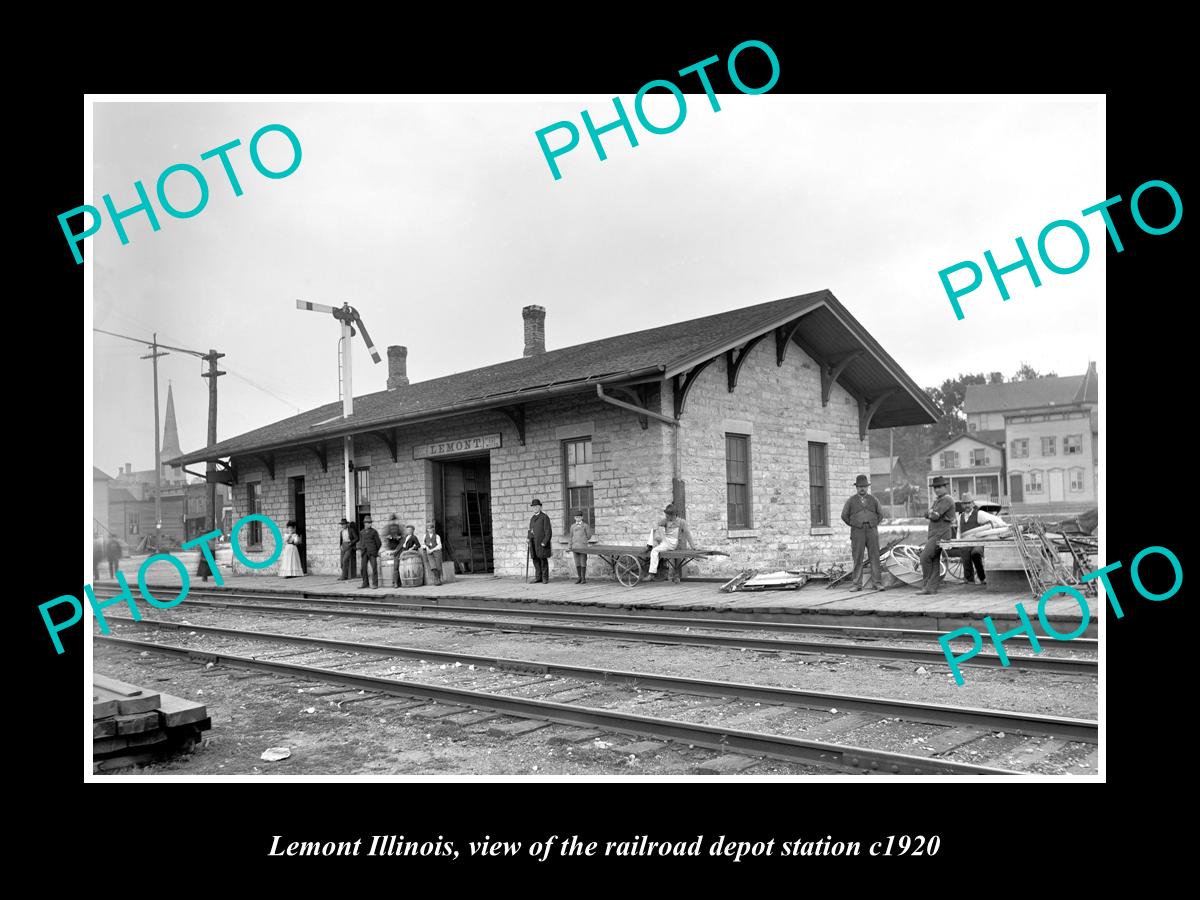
[645,503,695,582]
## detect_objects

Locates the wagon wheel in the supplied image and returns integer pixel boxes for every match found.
[615,554,643,588]
[943,553,963,581]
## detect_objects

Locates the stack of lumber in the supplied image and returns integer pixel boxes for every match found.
[93,674,211,772]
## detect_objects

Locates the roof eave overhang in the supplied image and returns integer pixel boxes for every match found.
[169,364,667,466]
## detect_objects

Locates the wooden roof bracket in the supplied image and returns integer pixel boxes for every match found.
[859,389,897,441]
[371,428,398,463]
[727,333,768,392]
[597,384,676,427]
[672,357,716,419]
[823,350,864,406]
[254,452,276,480]
[499,404,527,445]
[306,442,328,472]
[775,320,804,366]
[605,386,651,429]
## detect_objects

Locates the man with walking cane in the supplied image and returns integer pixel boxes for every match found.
[528,498,552,584]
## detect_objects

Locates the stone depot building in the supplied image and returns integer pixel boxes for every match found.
[171,291,937,579]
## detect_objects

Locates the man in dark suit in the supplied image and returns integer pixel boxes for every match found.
[920,476,957,595]
[841,474,884,592]
[527,498,553,584]
[357,515,382,588]
[105,536,122,578]
[337,517,358,581]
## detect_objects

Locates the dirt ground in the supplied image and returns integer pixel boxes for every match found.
[93,604,1098,777]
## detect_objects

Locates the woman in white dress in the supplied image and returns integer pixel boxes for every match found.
[278,520,304,578]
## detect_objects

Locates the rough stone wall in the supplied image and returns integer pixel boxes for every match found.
[675,338,867,576]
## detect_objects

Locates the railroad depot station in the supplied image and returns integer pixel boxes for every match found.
[170,291,939,579]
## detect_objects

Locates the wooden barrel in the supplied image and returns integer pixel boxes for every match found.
[399,551,425,588]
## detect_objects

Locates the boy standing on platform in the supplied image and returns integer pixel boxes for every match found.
[422,522,444,586]
[569,510,594,584]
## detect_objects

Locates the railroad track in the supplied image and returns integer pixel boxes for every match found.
[161,594,1096,676]
[144,584,1094,651]
[96,619,1098,775]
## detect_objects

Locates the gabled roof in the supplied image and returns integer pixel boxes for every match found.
[929,432,1005,458]
[109,487,139,504]
[171,290,940,465]
[965,365,1099,415]
[93,466,112,481]
[974,429,1006,448]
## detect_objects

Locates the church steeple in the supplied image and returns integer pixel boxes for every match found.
[160,383,183,480]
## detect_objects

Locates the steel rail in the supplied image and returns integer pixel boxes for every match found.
[143,584,1097,650]
[95,634,1019,775]
[172,596,1096,676]
[104,617,1098,742]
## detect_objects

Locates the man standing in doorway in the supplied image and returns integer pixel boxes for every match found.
[358,514,381,589]
[528,499,552,584]
[337,517,357,581]
[920,476,957,595]
[841,474,884,592]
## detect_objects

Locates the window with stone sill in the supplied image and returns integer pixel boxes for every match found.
[808,442,829,527]
[726,433,752,529]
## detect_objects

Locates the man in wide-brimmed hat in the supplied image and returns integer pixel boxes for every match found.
[841,474,884,592]
[920,476,957,594]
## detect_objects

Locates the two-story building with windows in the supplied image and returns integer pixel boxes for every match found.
[926,432,1006,504]
[170,291,938,578]
[929,364,1098,516]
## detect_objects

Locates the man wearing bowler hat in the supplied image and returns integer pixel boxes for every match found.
[841,474,885,592]
[528,499,553,584]
[337,517,358,581]
[920,476,957,594]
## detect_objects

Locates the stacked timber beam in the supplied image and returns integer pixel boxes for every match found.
[93,674,211,772]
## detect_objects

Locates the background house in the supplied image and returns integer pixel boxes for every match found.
[927,433,1006,505]
[869,455,912,516]
[93,467,112,539]
[931,363,1099,516]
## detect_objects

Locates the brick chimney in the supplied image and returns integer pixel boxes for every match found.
[386,345,409,389]
[522,305,546,357]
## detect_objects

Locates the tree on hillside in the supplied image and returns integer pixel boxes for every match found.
[1012,362,1057,381]
[929,373,988,432]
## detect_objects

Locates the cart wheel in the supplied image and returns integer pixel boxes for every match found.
[615,555,642,588]
[943,554,963,581]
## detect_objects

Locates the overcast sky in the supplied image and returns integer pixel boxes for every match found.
[90,97,1103,476]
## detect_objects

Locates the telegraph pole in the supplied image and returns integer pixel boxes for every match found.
[200,349,226,580]
[140,334,169,551]
[97,328,223,558]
